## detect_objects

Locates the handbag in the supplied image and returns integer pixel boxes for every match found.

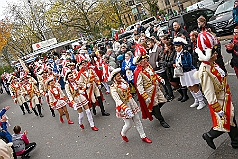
[173,66,183,78]
[173,52,184,78]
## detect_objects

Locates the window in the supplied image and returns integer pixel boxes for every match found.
[165,0,170,5]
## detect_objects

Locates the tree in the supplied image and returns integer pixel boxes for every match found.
[0,20,11,53]
[140,0,159,17]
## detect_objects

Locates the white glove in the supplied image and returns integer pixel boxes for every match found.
[217,110,225,117]
[94,57,97,61]
[73,103,78,108]
[160,79,165,85]
[98,85,101,89]
[125,66,129,70]
[156,62,159,67]
[79,90,85,94]
[145,98,151,104]
[87,84,91,88]
[125,108,134,117]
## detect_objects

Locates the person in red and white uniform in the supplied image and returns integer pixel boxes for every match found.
[64,71,98,131]
[8,76,31,115]
[109,68,152,143]
[21,75,44,117]
[194,31,238,150]
[77,57,110,116]
[47,78,74,124]
[134,55,170,128]
[38,69,56,117]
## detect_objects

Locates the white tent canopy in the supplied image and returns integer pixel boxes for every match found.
[23,39,81,59]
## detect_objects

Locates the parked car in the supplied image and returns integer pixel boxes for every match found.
[208,0,235,36]
[140,16,157,29]
[125,24,137,32]
[118,31,134,44]
[168,8,214,33]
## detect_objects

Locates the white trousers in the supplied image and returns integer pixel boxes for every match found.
[17,95,26,106]
[121,113,146,138]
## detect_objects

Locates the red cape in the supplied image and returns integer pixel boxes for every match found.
[134,66,153,121]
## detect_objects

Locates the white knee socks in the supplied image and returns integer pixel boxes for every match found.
[78,112,84,125]
[85,109,94,127]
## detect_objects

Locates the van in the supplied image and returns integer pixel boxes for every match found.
[208,0,235,36]
[168,8,214,33]
[140,16,157,29]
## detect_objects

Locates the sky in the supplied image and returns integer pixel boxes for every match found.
[0,0,19,19]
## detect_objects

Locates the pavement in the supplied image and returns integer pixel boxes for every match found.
[1,39,238,159]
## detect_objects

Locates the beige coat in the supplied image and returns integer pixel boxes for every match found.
[110,80,140,118]
[136,67,167,108]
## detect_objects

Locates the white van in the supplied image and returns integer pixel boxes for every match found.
[140,16,157,29]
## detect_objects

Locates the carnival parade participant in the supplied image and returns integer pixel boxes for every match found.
[47,78,74,124]
[8,76,32,115]
[225,26,238,78]
[173,37,206,110]
[38,69,55,117]
[21,75,44,117]
[194,32,238,149]
[109,68,152,143]
[65,71,98,131]
[133,55,170,128]
[78,58,110,116]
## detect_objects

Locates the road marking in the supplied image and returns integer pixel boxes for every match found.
[228,73,236,76]
[225,60,230,66]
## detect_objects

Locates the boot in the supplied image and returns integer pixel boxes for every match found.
[23,102,32,114]
[36,104,44,117]
[92,103,96,115]
[202,128,223,149]
[152,106,170,128]
[32,108,38,116]
[180,87,189,102]
[190,91,199,108]
[142,137,152,143]
[50,107,55,117]
[195,90,206,110]
[166,84,174,102]
[20,105,25,115]
[97,97,110,116]
[177,88,183,101]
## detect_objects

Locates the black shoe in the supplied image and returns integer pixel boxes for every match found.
[160,121,170,128]
[202,133,216,149]
[167,95,175,102]
[52,113,55,117]
[102,112,110,116]
[232,146,238,149]
[39,114,44,118]
[180,95,189,102]
[23,112,25,115]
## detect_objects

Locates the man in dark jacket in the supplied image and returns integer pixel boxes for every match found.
[147,38,174,101]
[171,21,189,39]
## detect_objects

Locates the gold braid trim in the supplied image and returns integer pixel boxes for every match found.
[201,66,225,96]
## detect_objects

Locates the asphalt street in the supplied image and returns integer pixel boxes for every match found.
[1,40,238,159]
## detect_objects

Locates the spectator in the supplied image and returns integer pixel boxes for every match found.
[136,23,145,34]
[233,0,238,26]
[0,138,14,159]
[112,38,121,55]
[12,126,36,158]
[225,26,238,78]
[171,21,189,40]
[147,38,174,101]
[197,15,216,34]
[121,51,136,95]
[189,30,200,68]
